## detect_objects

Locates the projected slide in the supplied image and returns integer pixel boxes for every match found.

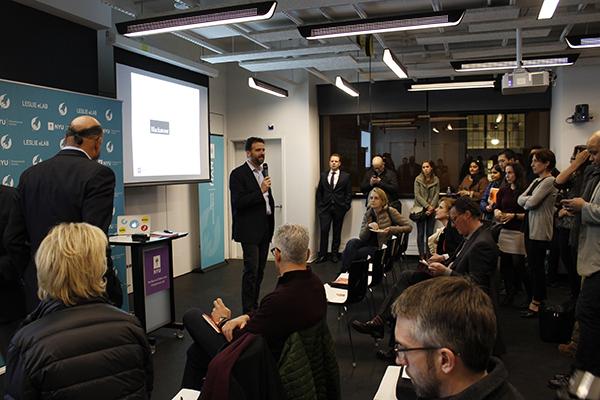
[117,64,209,185]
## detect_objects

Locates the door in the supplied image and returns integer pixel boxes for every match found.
[229,138,284,259]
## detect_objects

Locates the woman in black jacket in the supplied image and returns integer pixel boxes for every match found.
[6,222,153,400]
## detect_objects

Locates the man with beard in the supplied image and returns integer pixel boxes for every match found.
[229,137,275,313]
[391,277,523,400]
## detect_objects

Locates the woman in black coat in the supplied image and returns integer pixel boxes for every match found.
[6,222,153,399]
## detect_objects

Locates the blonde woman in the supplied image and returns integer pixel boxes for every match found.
[6,223,153,399]
[340,188,412,272]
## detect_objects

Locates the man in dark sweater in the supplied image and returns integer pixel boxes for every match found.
[181,224,327,390]
[393,277,523,400]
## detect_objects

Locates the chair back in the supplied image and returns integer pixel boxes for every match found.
[368,248,385,288]
[383,236,398,273]
[347,259,369,303]
[398,232,409,256]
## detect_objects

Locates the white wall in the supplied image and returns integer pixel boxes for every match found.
[224,66,321,256]
[550,64,600,170]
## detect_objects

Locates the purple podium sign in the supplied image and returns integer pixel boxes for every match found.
[143,245,171,296]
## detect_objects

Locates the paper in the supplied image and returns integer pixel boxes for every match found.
[370,228,386,233]
[202,313,221,333]
[172,388,200,400]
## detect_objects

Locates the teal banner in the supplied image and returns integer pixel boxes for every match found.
[0,79,128,358]
[199,134,225,269]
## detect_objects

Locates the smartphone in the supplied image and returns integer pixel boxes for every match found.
[418,259,429,272]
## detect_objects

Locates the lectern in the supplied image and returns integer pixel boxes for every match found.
[109,233,187,334]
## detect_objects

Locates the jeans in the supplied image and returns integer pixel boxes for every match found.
[416,215,435,257]
[241,234,270,313]
[525,238,549,302]
[575,271,600,376]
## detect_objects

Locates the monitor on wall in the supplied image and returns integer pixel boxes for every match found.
[115,49,210,186]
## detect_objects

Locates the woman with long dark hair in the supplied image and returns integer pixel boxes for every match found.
[518,149,558,317]
[480,164,504,220]
[495,162,529,306]
[457,159,489,201]
[412,161,440,259]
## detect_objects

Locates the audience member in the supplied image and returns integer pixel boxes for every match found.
[459,154,474,182]
[382,152,397,172]
[5,223,153,398]
[361,155,400,208]
[351,197,498,356]
[340,188,411,273]
[392,277,523,400]
[427,198,463,262]
[16,115,122,311]
[498,149,517,171]
[562,130,600,377]
[480,164,504,220]
[495,163,529,306]
[411,161,440,259]
[435,158,451,191]
[0,185,28,358]
[518,148,557,318]
[180,224,326,390]
[229,137,275,313]
[457,159,489,201]
[315,153,352,264]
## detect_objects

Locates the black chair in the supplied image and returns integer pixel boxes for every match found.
[367,248,386,314]
[382,236,399,287]
[324,259,369,367]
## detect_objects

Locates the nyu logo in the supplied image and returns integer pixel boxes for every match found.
[105,109,113,121]
[2,175,14,187]
[58,102,68,116]
[31,117,41,131]
[1,134,12,150]
[0,159,8,166]
[32,154,43,165]
[105,141,114,153]
[0,119,6,126]
[150,120,170,135]
[0,94,10,109]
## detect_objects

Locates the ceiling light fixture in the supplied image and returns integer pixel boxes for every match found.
[451,54,578,72]
[447,123,453,131]
[408,80,496,91]
[248,77,288,98]
[432,127,440,133]
[298,10,464,40]
[335,76,359,97]
[496,113,503,123]
[538,0,559,20]
[566,34,600,48]
[490,138,500,145]
[116,1,277,37]
[383,48,408,79]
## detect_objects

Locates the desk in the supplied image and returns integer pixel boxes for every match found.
[109,233,187,334]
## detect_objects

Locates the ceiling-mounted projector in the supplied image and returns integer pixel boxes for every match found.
[501,70,549,95]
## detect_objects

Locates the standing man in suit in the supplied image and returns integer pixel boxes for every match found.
[16,115,121,311]
[0,185,29,358]
[315,153,352,264]
[229,137,275,313]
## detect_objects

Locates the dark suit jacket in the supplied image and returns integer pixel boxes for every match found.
[447,224,498,293]
[230,162,275,244]
[360,167,399,202]
[17,149,116,309]
[0,186,28,322]
[316,170,352,214]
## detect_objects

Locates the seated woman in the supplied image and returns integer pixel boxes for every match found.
[340,187,412,272]
[427,197,463,261]
[457,159,489,201]
[5,222,153,399]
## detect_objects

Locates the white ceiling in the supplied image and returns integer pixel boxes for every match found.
[106,0,600,82]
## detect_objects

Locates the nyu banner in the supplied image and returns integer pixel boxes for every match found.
[198,134,225,269]
[0,80,127,318]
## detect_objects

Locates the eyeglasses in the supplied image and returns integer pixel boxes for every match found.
[393,344,443,360]
[270,247,280,256]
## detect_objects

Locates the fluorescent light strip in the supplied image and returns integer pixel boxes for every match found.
[248,77,288,98]
[538,0,559,20]
[566,36,600,48]
[408,81,495,91]
[300,11,464,40]
[117,2,276,37]
[383,48,408,79]
[335,76,359,97]
[455,57,573,72]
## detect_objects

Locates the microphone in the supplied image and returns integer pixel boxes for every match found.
[262,163,269,178]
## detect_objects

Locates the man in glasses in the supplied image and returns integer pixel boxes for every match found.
[391,276,522,400]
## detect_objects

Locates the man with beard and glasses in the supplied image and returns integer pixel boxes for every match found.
[16,115,122,311]
[391,277,523,400]
[229,137,275,313]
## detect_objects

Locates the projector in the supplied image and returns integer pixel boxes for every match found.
[501,70,550,95]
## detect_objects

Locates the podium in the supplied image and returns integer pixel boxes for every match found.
[109,233,187,334]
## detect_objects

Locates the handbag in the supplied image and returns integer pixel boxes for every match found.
[409,206,427,222]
